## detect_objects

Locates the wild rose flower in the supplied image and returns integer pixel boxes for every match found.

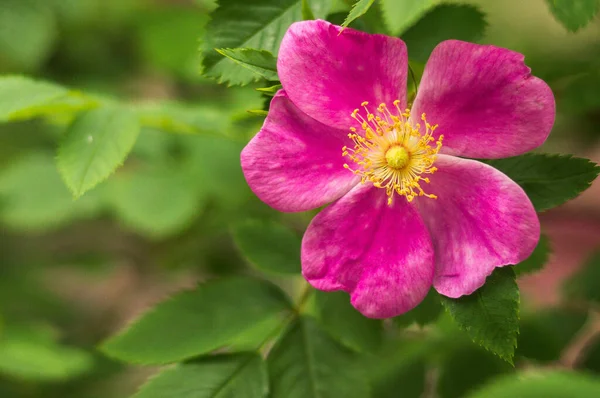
[241,20,555,318]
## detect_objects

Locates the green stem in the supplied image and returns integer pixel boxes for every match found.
[257,283,313,354]
[408,64,418,104]
[295,282,313,314]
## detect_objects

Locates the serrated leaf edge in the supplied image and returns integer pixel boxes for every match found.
[99,278,293,365]
[488,153,600,212]
[55,106,141,199]
[441,270,520,365]
[214,48,278,81]
[342,0,376,28]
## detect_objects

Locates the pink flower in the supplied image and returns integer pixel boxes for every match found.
[241,20,555,318]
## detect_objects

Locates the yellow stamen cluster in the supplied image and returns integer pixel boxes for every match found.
[342,100,444,205]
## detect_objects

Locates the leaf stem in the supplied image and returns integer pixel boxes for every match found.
[257,283,313,355]
[408,63,418,105]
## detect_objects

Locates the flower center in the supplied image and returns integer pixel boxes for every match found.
[385,145,410,169]
[342,100,444,205]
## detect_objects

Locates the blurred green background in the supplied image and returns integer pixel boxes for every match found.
[1,0,600,397]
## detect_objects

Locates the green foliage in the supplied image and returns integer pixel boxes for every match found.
[57,106,141,198]
[0,76,95,122]
[314,291,383,352]
[133,102,233,135]
[371,357,426,398]
[101,277,292,364]
[302,0,316,20]
[487,154,600,212]
[514,234,551,276]
[0,152,101,230]
[0,324,93,381]
[437,345,513,398]
[2,1,600,397]
[267,317,370,398]
[106,165,203,239]
[134,354,268,398]
[256,84,282,96]
[441,268,520,364]
[367,336,432,398]
[562,71,600,113]
[232,219,301,274]
[394,288,444,328]
[182,134,252,210]
[307,0,332,19]
[402,4,487,62]
[215,49,279,81]
[517,308,588,362]
[380,0,438,36]
[200,0,330,85]
[227,316,283,351]
[466,371,600,398]
[0,76,228,138]
[342,0,375,27]
[0,0,57,71]
[136,8,209,79]
[545,0,600,32]
[564,251,600,304]
[247,109,269,116]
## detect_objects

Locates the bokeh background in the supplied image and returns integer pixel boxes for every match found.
[1,0,600,397]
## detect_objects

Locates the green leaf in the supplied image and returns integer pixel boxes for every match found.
[466,371,600,398]
[562,71,600,113]
[402,4,487,63]
[0,0,57,71]
[133,354,268,398]
[438,346,513,398]
[302,0,316,20]
[314,291,383,352]
[545,0,600,32]
[247,109,269,117]
[215,48,279,81]
[517,308,588,362]
[367,336,432,398]
[307,0,332,19]
[564,250,600,303]
[182,135,251,209]
[0,76,95,122]
[380,0,439,35]
[0,152,102,231]
[267,317,370,398]
[101,277,291,364]
[232,219,301,274]
[514,234,551,276]
[441,268,519,364]
[0,324,93,381]
[106,166,203,239]
[57,106,141,198]
[394,288,443,328]
[134,102,232,135]
[371,355,426,398]
[201,0,330,86]
[136,8,209,79]
[227,316,283,351]
[256,84,282,96]
[342,0,375,27]
[487,154,600,212]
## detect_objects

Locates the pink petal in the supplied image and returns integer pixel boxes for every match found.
[301,183,434,318]
[412,40,555,159]
[416,155,540,298]
[241,91,358,212]
[278,20,408,130]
